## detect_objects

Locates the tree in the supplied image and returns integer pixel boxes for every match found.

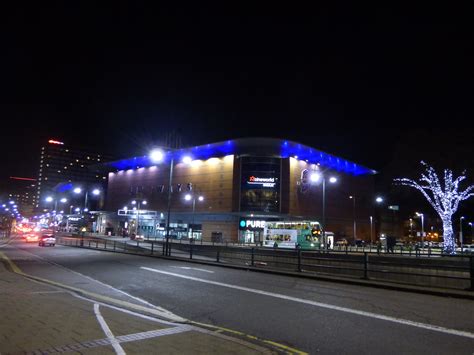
[394,162,474,254]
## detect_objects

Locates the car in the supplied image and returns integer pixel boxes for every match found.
[38,234,56,247]
[25,233,39,243]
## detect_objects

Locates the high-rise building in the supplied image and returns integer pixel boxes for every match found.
[36,139,113,210]
[7,177,37,216]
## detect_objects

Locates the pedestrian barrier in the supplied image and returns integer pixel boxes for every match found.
[57,236,474,291]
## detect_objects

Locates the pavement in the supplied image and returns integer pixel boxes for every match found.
[0,247,292,354]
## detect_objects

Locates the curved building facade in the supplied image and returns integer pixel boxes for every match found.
[99,138,377,244]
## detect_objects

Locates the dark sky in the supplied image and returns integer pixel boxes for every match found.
[1,3,474,204]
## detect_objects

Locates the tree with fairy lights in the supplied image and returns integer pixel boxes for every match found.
[395,162,474,254]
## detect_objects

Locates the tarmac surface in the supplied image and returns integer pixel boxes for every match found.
[0,236,288,354]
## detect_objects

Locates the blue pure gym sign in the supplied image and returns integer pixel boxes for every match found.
[239,219,266,231]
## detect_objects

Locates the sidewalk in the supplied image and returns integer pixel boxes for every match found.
[0,253,284,354]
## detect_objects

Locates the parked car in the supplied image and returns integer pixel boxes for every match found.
[458,245,474,254]
[38,234,56,247]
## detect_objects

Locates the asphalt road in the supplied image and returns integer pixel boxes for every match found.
[4,238,474,354]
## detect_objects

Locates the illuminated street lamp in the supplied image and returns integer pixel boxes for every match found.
[309,172,337,251]
[460,216,465,253]
[131,200,147,236]
[349,195,357,243]
[150,148,173,255]
[184,193,204,239]
[416,212,425,252]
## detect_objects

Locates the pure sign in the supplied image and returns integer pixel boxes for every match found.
[239,219,266,230]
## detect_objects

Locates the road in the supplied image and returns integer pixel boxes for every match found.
[3,237,474,354]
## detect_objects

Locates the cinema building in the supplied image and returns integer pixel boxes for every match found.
[97,138,377,244]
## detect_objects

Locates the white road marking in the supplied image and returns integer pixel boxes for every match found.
[94,303,126,355]
[173,266,214,273]
[15,246,184,322]
[141,267,474,340]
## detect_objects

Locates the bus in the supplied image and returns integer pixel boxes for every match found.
[263,221,324,250]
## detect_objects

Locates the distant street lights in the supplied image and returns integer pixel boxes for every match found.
[73,186,101,211]
[460,216,465,252]
[184,193,204,239]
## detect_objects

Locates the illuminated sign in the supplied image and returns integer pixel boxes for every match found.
[48,139,64,145]
[239,219,266,230]
[247,176,276,188]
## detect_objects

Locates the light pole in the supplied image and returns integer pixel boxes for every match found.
[460,216,464,253]
[132,200,147,237]
[150,149,174,255]
[416,212,424,253]
[370,215,373,244]
[349,195,356,244]
[469,222,473,245]
[185,194,204,239]
[409,218,413,238]
[310,172,337,251]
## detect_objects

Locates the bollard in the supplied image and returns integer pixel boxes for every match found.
[114,241,116,251]
[190,242,193,259]
[151,242,154,255]
[96,240,99,248]
[251,248,255,266]
[162,242,165,256]
[104,240,107,249]
[400,245,403,255]
[216,248,220,263]
[428,247,432,257]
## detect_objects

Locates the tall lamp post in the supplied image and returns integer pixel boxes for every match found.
[469,222,474,246]
[309,171,337,251]
[132,200,147,237]
[369,215,373,244]
[349,195,356,244]
[416,212,424,253]
[460,216,464,253]
[185,193,204,239]
[150,149,174,255]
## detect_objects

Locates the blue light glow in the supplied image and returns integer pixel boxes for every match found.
[105,139,375,176]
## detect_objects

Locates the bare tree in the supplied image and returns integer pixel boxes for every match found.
[395,162,474,254]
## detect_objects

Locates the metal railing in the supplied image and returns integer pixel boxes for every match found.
[57,235,474,291]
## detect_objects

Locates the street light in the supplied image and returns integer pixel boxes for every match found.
[375,196,384,203]
[184,193,204,239]
[150,148,173,256]
[460,216,465,253]
[349,195,356,244]
[370,215,373,244]
[416,212,424,253]
[309,172,337,251]
[131,200,147,237]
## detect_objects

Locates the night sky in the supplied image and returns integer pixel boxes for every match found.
[2,3,474,213]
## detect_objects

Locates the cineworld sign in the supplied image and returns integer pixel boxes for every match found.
[247,176,276,188]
